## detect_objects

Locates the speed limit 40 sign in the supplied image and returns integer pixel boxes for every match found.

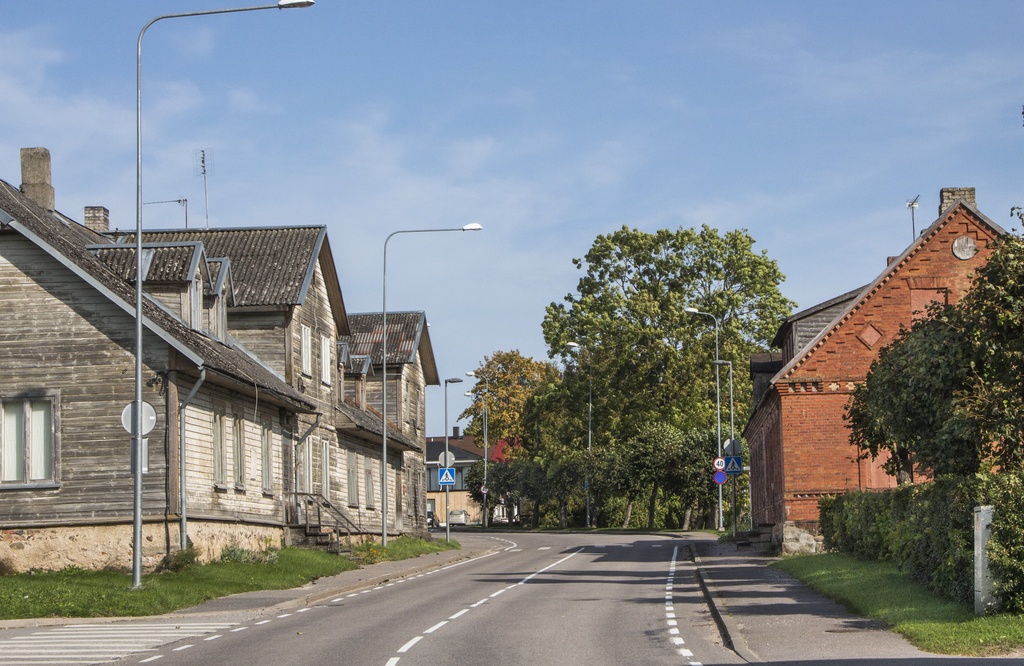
[713,457,726,471]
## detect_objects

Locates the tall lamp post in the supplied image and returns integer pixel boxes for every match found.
[684,307,723,531]
[443,377,463,543]
[566,341,592,528]
[465,371,489,528]
[134,0,314,589]
[713,360,735,536]
[381,223,481,546]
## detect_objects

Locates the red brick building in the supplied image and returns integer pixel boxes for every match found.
[744,188,1006,551]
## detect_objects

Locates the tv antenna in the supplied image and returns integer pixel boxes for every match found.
[193,149,215,227]
[906,195,920,241]
[144,198,188,228]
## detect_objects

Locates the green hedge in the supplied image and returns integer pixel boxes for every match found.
[818,474,1024,609]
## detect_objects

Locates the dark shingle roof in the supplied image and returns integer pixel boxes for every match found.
[344,311,439,386]
[0,179,314,413]
[335,401,420,453]
[345,312,419,364]
[115,227,324,307]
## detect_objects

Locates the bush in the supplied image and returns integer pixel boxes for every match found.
[818,477,980,605]
[156,546,198,573]
[220,544,279,565]
[983,472,1024,613]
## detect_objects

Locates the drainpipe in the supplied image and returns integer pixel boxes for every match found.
[178,368,206,551]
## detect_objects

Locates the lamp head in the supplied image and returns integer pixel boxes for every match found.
[566,341,580,350]
[462,222,483,231]
[445,377,464,385]
[277,0,315,7]
[466,371,476,377]
[684,307,699,314]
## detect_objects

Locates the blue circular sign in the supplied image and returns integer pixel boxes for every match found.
[713,470,728,485]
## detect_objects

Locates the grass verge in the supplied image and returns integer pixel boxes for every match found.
[0,537,459,620]
[773,553,1024,656]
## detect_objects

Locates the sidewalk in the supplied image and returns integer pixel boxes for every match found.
[689,539,952,664]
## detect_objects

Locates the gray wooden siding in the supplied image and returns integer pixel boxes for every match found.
[0,235,171,524]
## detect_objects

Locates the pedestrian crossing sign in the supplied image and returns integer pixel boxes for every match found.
[439,467,456,486]
[724,456,743,475]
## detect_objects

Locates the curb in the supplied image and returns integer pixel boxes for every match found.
[688,543,759,663]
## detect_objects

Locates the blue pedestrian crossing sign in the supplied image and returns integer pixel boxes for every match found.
[438,467,456,486]
[724,456,743,475]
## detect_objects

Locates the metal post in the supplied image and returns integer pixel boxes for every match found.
[135,0,314,589]
[687,308,723,531]
[443,377,462,543]
[381,225,481,546]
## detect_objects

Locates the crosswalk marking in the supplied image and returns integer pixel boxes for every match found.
[0,623,236,665]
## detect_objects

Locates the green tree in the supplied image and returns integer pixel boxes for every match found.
[846,303,981,480]
[955,234,1024,470]
[541,224,793,523]
[460,350,560,447]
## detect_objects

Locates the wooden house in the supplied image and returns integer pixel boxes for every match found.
[342,311,437,533]
[0,148,424,573]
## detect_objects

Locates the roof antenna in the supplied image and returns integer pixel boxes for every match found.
[906,195,920,241]
[193,149,214,228]
[144,198,188,228]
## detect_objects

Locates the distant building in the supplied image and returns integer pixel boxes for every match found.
[744,188,1006,553]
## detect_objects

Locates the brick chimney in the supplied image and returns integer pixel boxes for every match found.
[84,206,109,233]
[939,187,976,215]
[20,147,55,212]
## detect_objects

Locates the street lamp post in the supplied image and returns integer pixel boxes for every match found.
[566,341,592,528]
[466,371,489,528]
[381,224,481,546]
[685,307,723,531]
[134,0,314,589]
[443,377,463,543]
[713,360,735,536]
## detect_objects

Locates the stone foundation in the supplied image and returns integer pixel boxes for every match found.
[776,519,826,555]
[0,521,284,573]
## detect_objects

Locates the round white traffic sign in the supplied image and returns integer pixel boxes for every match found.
[438,451,456,467]
[121,401,157,436]
[481,486,489,495]
[713,457,726,471]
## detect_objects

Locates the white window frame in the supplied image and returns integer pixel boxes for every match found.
[213,403,227,487]
[320,439,330,496]
[347,450,358,506]
[364,462,375,508]
[261,417,273,495]
[0,392,58,487]
[321,335,332,386]
[301,324,312,377]
[233,410,246,491]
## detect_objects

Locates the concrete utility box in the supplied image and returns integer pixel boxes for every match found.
[974,505,995,616]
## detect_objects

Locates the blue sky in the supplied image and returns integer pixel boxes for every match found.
[3,1,1023,437]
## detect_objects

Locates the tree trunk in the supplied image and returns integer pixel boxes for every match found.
[682,506,693,531]
[647,485,658,530]
[621,499,633,528]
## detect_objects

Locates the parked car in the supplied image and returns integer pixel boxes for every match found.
[448,509,470,526]
[426,511,436,528]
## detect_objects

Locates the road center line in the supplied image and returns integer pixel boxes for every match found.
[397,636,422,653]
[424,621,447,634]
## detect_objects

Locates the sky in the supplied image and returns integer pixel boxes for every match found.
[2,1,1023,438]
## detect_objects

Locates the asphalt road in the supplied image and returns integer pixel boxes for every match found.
[102,532,741,666]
